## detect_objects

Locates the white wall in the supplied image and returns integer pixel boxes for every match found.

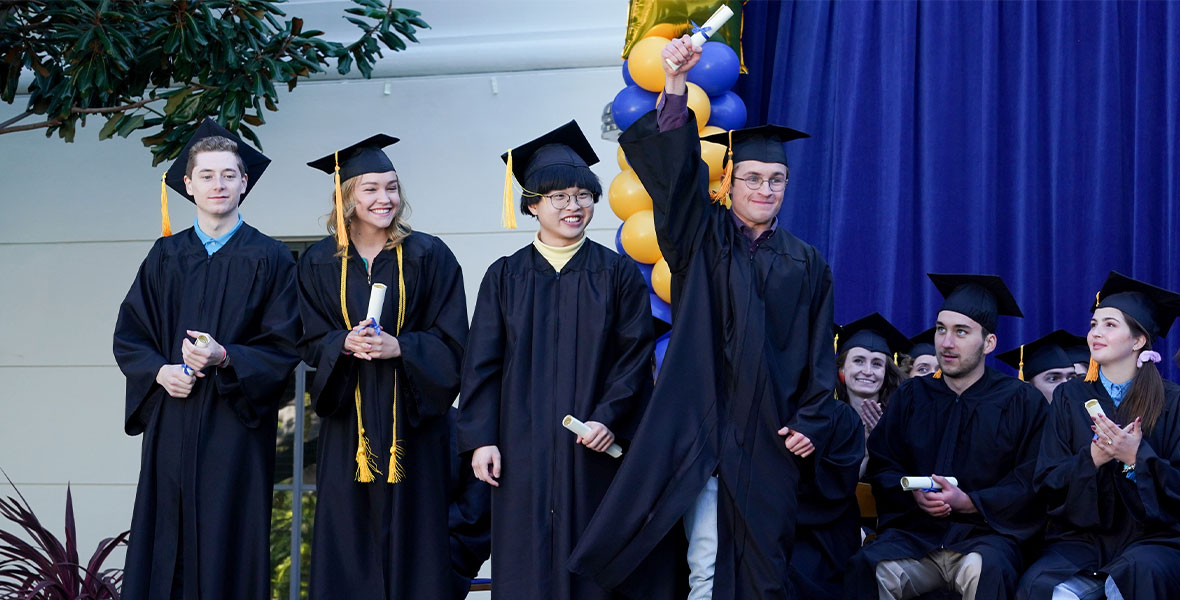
[0,0,633,585]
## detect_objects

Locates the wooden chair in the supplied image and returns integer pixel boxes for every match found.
[857,482,878,543]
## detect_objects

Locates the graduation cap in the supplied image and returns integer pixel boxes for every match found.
[160,118,271,236]
[837,313,912,358]
[500,120,598,230]
[928,273,1024,334]
[1064,342,1091,366]
[908,327,937,359]
[306,134,401,250]
[996,329,1087,381]
[700,124,809,206]
[1091,271,1180,339]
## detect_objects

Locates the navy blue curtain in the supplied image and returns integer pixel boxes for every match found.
[737,0,1180,378]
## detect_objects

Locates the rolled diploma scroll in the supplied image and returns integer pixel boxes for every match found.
[1084,399,1107,420]
[366,283,387,327]
[900,476,959,491]
[194,334,210,348]
[562,415,623,458]
[665,4,736,69]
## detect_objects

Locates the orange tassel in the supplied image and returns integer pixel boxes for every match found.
[1084,358,1099,382]
[159,173,172,237]
[1017,345,1025,381]
[933,369,942,379]
[710,130,734,208]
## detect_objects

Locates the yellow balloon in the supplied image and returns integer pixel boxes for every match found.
[616,145,630,171]
[686,82,711,130]
[608,170,653,221]
[645,23,682,40]
[621,209,662,264]
[652,258,671,303]
[700,125,727,137]
[658,82,711,131]
[627,37,669,93]
[700,138,726,180]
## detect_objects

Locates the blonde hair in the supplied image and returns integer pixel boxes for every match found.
[327,173,412,256]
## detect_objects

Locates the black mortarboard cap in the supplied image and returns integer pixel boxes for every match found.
[929,273,1024,333]
[1092,271,1180,339]
[908,327,937,359]
[1064,342,1091,365]
[701,124,809,166]
[837,313,912,356]
[501,120,599,186]
[996,329,1087,380]
[307,134,400,181]
[164,118,270,203]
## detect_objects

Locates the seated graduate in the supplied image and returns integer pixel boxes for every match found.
[455,121,657,600]
[847,274,1049,600]
[297,136,468,600]
[114,119,301,600]
[1017,272,1180,600]
[996,329,1088,403]
[836,313,912,448]
[905,327,939,378]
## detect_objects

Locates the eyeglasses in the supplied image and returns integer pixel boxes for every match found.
[733,175,788,191]
[542,191,595,209]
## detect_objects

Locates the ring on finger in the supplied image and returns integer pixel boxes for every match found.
[1106,438,1114,446]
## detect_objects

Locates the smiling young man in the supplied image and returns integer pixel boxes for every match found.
[570,37,835,600]
[846,274,1048,600]
[456,121,658,600]
[113,119,301,600]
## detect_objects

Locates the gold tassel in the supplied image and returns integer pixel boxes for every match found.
[1017,345,1025,381]
[334,151,349,251]
[502,150,518,229]
[387,245,408,483]
[833,332,839,355]
[710,130,734,208]
[1085,358,1099,382]
[160,173,172,237]
[933,369,942,379]
[341,253,381,482]
[893,351,899,364]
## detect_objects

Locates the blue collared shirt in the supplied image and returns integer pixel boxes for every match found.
[194,215,243,256]
[1098,369,1132,408]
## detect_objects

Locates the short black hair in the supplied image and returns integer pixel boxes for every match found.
[520,163,602,216]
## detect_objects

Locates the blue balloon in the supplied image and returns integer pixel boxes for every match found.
[612,85,658,132]
[650,291,672,324]
[631,259,654,288]
[707,91,747,130]
[622,59,635,86]
[615,223,626,254]
[654,332,671,377]
[688,41,740,96]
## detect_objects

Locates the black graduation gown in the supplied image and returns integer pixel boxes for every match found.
[569,111,836,600]
[790,400,865,600]
[455,240,656,600]
[1017,378,1180,600]
[296,233,468,600]
[112,224,301,600]
[446,407,491,600]
[846,368,1048,600]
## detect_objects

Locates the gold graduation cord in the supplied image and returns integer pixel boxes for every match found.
[339,245,407,483]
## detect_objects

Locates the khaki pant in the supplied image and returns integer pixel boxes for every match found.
[875,549,983,600]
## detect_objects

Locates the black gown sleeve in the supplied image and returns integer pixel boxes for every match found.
[113,239,169,435]
[212,245,301,427]
[965,386,1048,540]
[455,260,507,454]
[396,237,468,423]
[618,110,718,275]
[586,259,655,439]
[1128,387,1180,525]
[785,254,837,443]
[809,402,866,514]
[865,382,920,528]
[296,251,357,417]
[1034,384,1116,530]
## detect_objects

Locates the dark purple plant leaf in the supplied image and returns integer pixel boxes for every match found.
[63,485,80,595]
